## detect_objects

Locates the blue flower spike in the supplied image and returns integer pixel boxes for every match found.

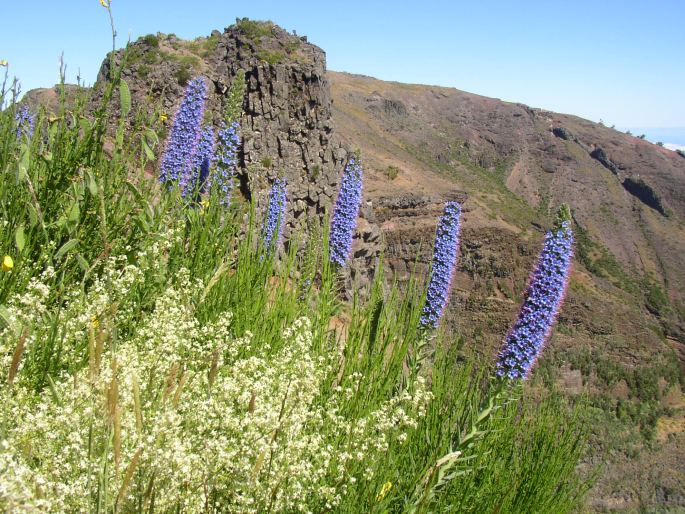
[420,201,462,329]
[495,206,574,380]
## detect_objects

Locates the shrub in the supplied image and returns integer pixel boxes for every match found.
[175,64,192,86]
[385,165,400,180]
[143,33,159,47]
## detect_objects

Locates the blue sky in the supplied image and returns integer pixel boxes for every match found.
[2,0,684,132]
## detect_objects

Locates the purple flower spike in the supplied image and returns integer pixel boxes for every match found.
[15,106,35,139]
[420,201,462,328]
[261,177,287,254]
[495,221,574,380]
[180,124,215,198]
[159,77,208,188]
[211,121,240,205]
[329,156,363,266]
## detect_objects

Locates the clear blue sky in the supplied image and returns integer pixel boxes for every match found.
[2,0,684,130]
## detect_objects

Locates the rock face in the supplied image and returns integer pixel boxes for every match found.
[92,20,381,283]
[95,21,346,217]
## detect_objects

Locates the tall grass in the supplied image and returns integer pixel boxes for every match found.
[0,64,590,512]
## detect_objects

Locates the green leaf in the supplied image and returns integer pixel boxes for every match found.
[27,204,39,228]
[120,80,132,117]
[85,170,98,196]
[141,139,155,161]
[76,253,90,272]
[145,128,159,146]
[125,181,145,204]
[54,239,79,260]
[17,145,30,181]
[79,116,92,133]
[67,200,80,224]
[15,225,25,252]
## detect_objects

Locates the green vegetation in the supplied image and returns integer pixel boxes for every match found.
[574,224,640,295]
[142,33,159,48]
[174,64,192,86]
[185,34,221,59]
[235,18,275,41]
[0,57,591,511]
[385,165,400,180]
[544,346,683,443]
[645,280,670,317]
[257,49,286,65]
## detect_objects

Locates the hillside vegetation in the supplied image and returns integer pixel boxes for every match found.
[0,43,591,512]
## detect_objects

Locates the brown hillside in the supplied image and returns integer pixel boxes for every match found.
[328,70,685,510]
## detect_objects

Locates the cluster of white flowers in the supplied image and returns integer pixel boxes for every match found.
[0,267,54,373]
[0,266,431,513]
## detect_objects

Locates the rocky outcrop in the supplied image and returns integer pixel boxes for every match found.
[590,147,620,175]
[91,20,382,284]
[95,22,347,219]
[622,176,669,216]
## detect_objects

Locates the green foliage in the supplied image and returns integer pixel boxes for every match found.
[174,64,192,86]
[573,224,639,295]
[308,164,320,181]
[142,33,159,47]
[257,49,286,65]
[224,70,246,123]
[0,59,590,513]
[235,18,275,40]
[385,165,400,180]
[645,280,670,317]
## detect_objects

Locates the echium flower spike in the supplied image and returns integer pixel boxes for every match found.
[329,156,363,266]
[180,124,215,199]
[211,121,240,205]
[15,106,35,139]
[159,76,208,187]
[495,208,574,380]
[419,201,462,328]
[261,177,287,254]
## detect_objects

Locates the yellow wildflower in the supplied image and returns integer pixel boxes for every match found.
[0,60,8,67]
[91,316,100,329]
[160,112,168,123]
[376,481,392,502]
[2,255,14,272]
[99,0,109,7]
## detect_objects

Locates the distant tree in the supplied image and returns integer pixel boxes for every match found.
[656,141,664,147]
[625,130,632,136]
[611,124,616,129]
[638,134,646,140]
[677,149,685,158]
